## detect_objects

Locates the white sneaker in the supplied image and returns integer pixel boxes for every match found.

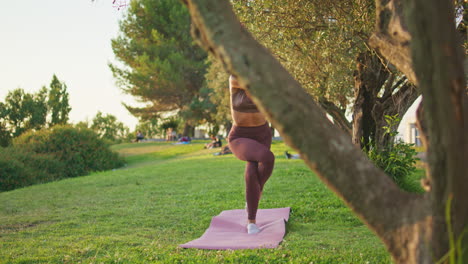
[247,223,260,234]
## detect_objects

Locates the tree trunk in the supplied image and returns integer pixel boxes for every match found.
[405,0,468,262]
[322,50,419,150]
[352,50,419,150]
[224,121,232,138]
[352,51,386,148]
[182,122,194,137]
[182,0,467,263]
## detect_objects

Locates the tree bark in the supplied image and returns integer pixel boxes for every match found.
[405,0,468,261]
[369,0,417,85]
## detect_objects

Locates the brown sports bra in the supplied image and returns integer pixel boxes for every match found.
[231,88,259,113]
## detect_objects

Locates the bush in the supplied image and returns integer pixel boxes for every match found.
[0,147,66,191]
[363,114,418,186]
[364,139,418,185]
[14,125,125,178]
[0,126,125,192]
[0,125,12,147]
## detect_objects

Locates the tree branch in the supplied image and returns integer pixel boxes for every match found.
[369,0,417,85]
[369,33,416,85]
[318,98,352,135]
[381,73,396,100]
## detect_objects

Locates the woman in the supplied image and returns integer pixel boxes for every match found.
[227,75,275,234]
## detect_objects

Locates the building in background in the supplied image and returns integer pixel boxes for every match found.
[397,96,422,147]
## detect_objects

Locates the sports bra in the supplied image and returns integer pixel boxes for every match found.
[231,88,259,113]
[230,75,259,113]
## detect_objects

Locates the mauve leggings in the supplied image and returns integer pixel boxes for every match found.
[228,123,275,220]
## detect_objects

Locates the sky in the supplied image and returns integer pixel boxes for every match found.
[0,0,139,129]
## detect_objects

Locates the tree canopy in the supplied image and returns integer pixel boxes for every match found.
[110,0,209,134]
[233,0,374,107]
[0,75,71,146]
[91,111,129,142]
[229,0,419,149]
[1,88,47,138]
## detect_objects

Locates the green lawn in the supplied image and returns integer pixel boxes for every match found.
[0,140,406,263]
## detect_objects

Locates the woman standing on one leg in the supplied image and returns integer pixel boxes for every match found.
[227,75,275,234]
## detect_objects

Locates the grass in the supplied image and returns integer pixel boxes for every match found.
[0,140,425,263]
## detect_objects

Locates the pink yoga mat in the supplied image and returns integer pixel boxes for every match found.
[180,207,290,250]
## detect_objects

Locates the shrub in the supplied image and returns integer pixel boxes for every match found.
[0,147,66,191]
[363,114,418,186]
[364,139,418,185]
[14,125,125,178]
[0,125,12,147]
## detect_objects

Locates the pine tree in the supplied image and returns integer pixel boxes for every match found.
[110,0,208,135]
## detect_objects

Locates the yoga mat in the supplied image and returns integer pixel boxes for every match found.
[180,207,290,250]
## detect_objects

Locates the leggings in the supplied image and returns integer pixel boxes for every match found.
[228,123,275,220]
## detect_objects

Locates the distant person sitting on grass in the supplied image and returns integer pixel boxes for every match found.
[213,145,232,156]
[204,135,222,149]
[178,136,191,144]
[136,130,144,142]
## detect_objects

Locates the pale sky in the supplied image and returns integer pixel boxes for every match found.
[0,0,139,129]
